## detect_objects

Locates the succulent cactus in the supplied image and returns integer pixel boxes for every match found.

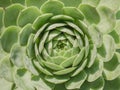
[0,0,120,90]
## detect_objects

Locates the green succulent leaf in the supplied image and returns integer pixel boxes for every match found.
[1,26,20,52]
[41,0,64,15]
[4,4,24,27]
[0,78,13,90]
[97,6,116,33]
[0,8,4,30]
[79,4,100,24]
[65,71,87,89]
[0,0,119,90]
[0,56,13,82]
[17,6,41,27]
[19,23,34,46]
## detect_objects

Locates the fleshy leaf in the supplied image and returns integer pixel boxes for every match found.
[33,13,53,30]
[10,44,25,67]
[0,78,13,90]
[115,20,120,35]
[41,0,64,15]
[0,56,13,82]
[33,60,53,76]
[17,6,40,27]
[60,55,77,68]
[31,75,55,90]
[50,15,74,23]
[19,23,34,46]
[82,0,100,6]
[73,47,85,66]
[99,0,120,11]
[109,30,120,48]
[80,77,104,90]
[86,58,103,82]
[72,59,87,77]
[87,44,97,68]
[0,8,3,30]
[103,77,120,90]
[116,10,120,19]
[65,71,87,89]
[59,0,82,7]
[0,0,11,7]
[53,67,76,75]
[25,0,47,8]
[54,84,66,90]
[98,35,115,62]
[4,4,24,27]
[26,34,35,58]
[79,4,100,24]
[103,52,120,80]
[88,24,103,48]
[63,7,84,20]
[12,0,25,5]
[97,6,116,33]
[14,68,35,90]
[1,26,20,52]
[45,75,70,84]
[43,61,64,71]
[51,56,66,65]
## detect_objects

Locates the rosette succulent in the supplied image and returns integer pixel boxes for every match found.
[0,0,120,90]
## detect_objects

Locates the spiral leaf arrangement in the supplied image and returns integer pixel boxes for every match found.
[0,0,120,90]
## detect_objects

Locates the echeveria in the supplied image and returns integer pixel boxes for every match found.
[0,0,120,90]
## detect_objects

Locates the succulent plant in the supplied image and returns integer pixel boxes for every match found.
[0,0,120,90]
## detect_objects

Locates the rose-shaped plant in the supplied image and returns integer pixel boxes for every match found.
[0,0,120,90]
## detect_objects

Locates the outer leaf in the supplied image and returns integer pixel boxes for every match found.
[31,75,55,90]
[41,0,64,15]
[4,4,24,27]
[80,77,104,90]
[0,0,11,7]
[0,8,3,30]
[103,52,120,80]
[87,58,103,82]
[17,6,40,27]
[33,13,53,30]
[19,23,34,46]
[82,0,100,6]
[98,35,115,62]
[65,71,87,89]
[63,7,84,20]
[1,26,20,52]
[79,4,100,24]
[26,34,35,58]
[72,59,87,77]
[50,15,74,23]
[10,44,25,67]
[14,68,35,90]
[116,10,120,19]
[88,24,103,48]
[0,78,13,90]
[25,0,46,8]
[0,56,13,82]
[103,77,120,90]
[97,6,116,33]
[12,0,25,5]
[59,0,82,7]
[87,44,97,68]
[99,0,120,11]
